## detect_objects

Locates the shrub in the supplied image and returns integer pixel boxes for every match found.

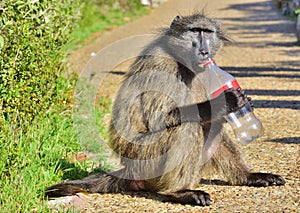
[0,0,82,211]
[0,0,81,120]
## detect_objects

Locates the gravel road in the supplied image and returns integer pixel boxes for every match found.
[66,0,300,212]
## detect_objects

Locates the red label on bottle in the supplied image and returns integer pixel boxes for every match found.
[211,80,242,98]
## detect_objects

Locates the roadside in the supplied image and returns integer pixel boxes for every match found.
[67,0,300,212]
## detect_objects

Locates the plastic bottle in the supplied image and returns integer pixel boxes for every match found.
[203,58,264,144]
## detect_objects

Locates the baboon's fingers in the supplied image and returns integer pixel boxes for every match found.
[163,190,211,206]
[245,173,286,187]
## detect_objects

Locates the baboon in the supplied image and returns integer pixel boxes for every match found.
[46,13,285,206]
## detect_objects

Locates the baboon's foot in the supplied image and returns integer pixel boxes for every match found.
[245,172,285,187]
[164,190,211,206]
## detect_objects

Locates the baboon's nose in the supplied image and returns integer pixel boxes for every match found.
[200,49,209,56]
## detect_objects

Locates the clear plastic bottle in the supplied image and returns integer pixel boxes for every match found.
[203,58,264,144]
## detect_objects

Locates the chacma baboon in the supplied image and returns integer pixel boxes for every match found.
[46,13,285,206]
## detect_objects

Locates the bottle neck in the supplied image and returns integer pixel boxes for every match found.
[201,57,242,98]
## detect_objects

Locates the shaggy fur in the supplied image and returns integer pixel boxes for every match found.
[46,13,285,206]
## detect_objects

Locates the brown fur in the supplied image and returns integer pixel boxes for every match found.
[46,13,285,206]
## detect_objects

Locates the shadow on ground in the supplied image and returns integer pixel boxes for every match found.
[266,137,300,144]
[222,1,297,36]
[222,0,300,66]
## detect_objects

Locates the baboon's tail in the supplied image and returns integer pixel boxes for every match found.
[45,171,130,198]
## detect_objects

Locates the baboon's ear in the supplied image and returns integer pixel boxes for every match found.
[219,33,234,45]
[215,20,234,44]
[170,15,181,28]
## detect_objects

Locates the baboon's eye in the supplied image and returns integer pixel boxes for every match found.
[189,28,200,34]
[190,28,199,33]
[203,29,214,34]
[190,28,214,34]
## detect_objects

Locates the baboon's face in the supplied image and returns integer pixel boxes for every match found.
[166,14,229,73]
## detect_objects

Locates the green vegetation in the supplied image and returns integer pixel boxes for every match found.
[0,113,82,212]
[0,0,81,120]
[72,0,148,45]
[0,0,146,211]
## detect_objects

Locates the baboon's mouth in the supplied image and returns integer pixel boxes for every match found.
[198,63,205,68]
[198,60,210,67]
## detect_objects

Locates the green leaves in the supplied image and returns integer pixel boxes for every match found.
[0,35,4,49]
[0,0,81,120]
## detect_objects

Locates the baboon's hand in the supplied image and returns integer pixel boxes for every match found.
[223,88,248,114]
[245,173,286,187]
[247,95,254,109]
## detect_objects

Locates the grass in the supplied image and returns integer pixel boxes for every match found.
[71,1,149,47]
[96,97,112,142]
[0,0,147,211]
[0,113,82,212]
[0,98,112,212]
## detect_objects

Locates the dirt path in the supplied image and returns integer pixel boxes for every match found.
[67,0,300,212]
